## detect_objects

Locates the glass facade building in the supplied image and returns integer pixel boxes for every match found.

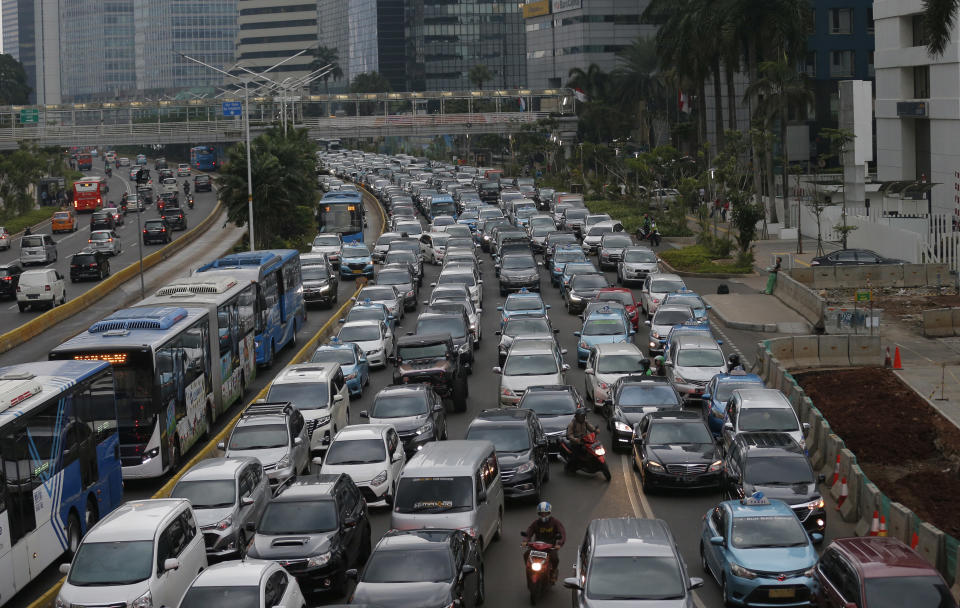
[60,0,136,101]
[318,0,405,92]
[2,0,20,60]
[236,0,317,80]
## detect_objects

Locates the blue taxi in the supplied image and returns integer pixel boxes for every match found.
[549,246,588,286]
[700,494,821,607]
[342,300,396,332]
[496,288,550,327]
[662,290,711,323]
[574,306,635,367]
[702,370,766,436]
[310,339,370,398]
[339,243,375,279]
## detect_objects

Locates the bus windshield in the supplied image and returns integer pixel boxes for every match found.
[319,202,362,234]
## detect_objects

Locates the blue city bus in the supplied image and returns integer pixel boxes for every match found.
[318,191,365,244]
[50,307,217,479]
[429,194,457,220]
[190,145,217,171]
[195,250,306,367]
[0,360,123,603]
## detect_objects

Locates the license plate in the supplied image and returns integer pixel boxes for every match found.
[27,294,38,299]
[681,475,694,482]
[530,550,549,559]
[352,269,363,274]
[769,588,795,599]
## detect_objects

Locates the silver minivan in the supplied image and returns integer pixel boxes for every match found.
[20,233,57,265]
[391,440,504,551]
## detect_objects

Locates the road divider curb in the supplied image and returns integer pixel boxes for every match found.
[0,200,224,356]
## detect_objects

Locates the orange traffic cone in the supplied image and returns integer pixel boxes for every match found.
[911,531,919,549]
[831,455,840,487]
[884,347,892,368]
[893,346,903,370]
[835,478,848,510]
[879,516,888,537]
[869,511,880,536]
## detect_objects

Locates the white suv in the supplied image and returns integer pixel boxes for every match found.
[265,363,349,456]
[320,424,406,505]
[17,268,66,311]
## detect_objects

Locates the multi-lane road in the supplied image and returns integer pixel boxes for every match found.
[0,162,220,331]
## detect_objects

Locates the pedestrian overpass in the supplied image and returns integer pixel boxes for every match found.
[0,89,579,150]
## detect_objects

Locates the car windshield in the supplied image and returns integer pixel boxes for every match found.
[583,318,627,336]
[171,479,235,508]
[384,252,416,265]
[506,297,543,311]
[22,236,44,248]
[229,424,288,450]
[532,226,554,237]
[586,556,685,601]
[565,209,588,220]
[738,408,799,432]
[437,273,475,288]
[68,541,154,586]
[502,256,535,270]
[346,307,387,322]
[376,234,399,246]
[377,270,409,285]
[587,226,613,237]
[398,342,448,359]
[603,235,632,247]
[572,275,607,289]
[90,233,110,241]
[417,317,466,339]
[311,348,356,365]
[677,349,725,367]
[338,325,382,342]
[504,318,551,336]
[302,265,329,280]
[648,421,713,444]
[730,515,810,548]
[179,586,259,608]
[324,438,386,465]
[394,476,473,513]
[744,456,814,485]
[667,296,704,311]
[618,385,680,407]
[259,500,338,534]
[343,245,370,257]
[624,249,657,263]
[447,238,474,249]
[504,353,558,376]
[597,292,633,306]
[359,288,396,301]
[714,381,761,402]
[522,392,578,415]
[363,548,454,583]
[596,354,644,374]
[267,382,329,410]
[863,576,956,608]
[555,250,586,263]
[372,393,428,418]
[651,279,685,293]
[466,425,530,452]
[655,309,694,326]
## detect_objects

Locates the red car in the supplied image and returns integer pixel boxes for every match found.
[594,287,641,329]
[816,536,955,608]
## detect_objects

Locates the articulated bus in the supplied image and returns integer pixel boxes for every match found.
[73,176,107,212]
[50,306,216,479]
[318,191,365,244]
[190,145,217,171]
[0,360,123,605]
[195,250,305,367]
[135,275,258,416]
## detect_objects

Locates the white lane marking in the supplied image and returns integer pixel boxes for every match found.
[709,314,749,367]
[620,452,645,518]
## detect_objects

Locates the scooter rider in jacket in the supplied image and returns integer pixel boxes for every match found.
[524,502,566,582]
[566,409,598,463]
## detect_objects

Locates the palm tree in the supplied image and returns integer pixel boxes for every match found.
[567,64,609,103]
[468,64,493,90]
[745,58,813,227]
[610,37,664,147]
[309,46,343,94]
[923,0,957,55]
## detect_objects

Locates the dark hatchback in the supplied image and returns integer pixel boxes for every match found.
[518,384,583,454]
[604,376,683,450]
[160,205,187,230]
[465,409,549,501]
[69,249,110,281]
[303,260,339,307]
[246,473,371,597]
[143,218,171,244]
[89,210,115,231]
[348,529,484,608]
[0,263,23,298]
[194,174,213,191]
[631,412,722,491]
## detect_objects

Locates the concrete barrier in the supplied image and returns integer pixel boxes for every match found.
[879,264,904,287]
[902,264,926,287]
[953,309,960,338]
[756,346,771,378]
[840,463,864,524]
[768,337,795,370]
[848,335,883,366]
[798,396,814,421]
[808,411,832,470]
[818,335,851,366]
[834,265,861,286]
[812,266,839,289]
[773,272,825,328]
[821,433,845,480]
[916,521,947,570]
[793,336,820,369]
[790,267,814,285]
[926,263,951,287]
[923,308,955,337]
[764,356,781,386]
[787,384,806,413]
[856,479,883,534]
[888,501,914,544]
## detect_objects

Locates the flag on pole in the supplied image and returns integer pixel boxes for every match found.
[678,90,690,113]
[518,96,526,111]
[573,88,588,102]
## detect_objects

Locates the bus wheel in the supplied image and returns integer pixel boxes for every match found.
[66,513,82,558]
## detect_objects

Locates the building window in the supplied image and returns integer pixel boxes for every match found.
[799,51,816,76]
[866,7,874,34]
[867,51,875,78]
[914,65,930,98]
[829,50,854,77]
[830,8,852,34]
[912,15,929,47]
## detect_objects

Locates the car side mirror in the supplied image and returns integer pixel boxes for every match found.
[343,516,358,529]
[245,521,256,532]
[334,394,345,403]
[241,496,255,507]
[665,361,674,367]
[633,435,643,445]
[629,330,636,336]
[433,403,444,412]
[563,577,583,590]
[359,357,368,364]
[562,363,571,371]
[573,331,581,337]
[392,453,403,463]
[338,318,345,323]
[811,533,824,544]
[462,564,477,575]
[716,339,723,345]
[546,304,551,309]
[496,306,504,311]
[359,410,370,419]
[584,367,594,375]
[217,441,226,451]
[802,422,811,435]
[494,330,502,336]
[430,282,437,287]
[294,436,303,446]
[723,422,734,431]
[688,577,704,590]
[710,536,725,547]
[701,393,711,401]
[817,473,827,484]
[477,489,487,503]
[59,563,70,575]
[492,366,502,374]
[163,558,180,572]
[644,320,651,326]
[312,456,324,466]
[345,568,359,580]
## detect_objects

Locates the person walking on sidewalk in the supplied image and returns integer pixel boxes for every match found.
[722,200,729,222]
[765,256,782,295]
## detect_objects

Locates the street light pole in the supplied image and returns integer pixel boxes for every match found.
[244,81,254,250]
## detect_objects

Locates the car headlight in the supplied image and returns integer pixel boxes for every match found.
[614,421,632,433]
[215,514,233,531]
[316,414,331,426]
[370,469,389,486]
[802,566,816,578]
[569,293,583,302]
[276,454,291,469]
[141,447,160,463]
[501,387,516,397]
[319,283,332,292]
[131,589,153,608]
[406,290,415,297]
[515,461,536,474]
[307,551,332,568]
[708,460,722,472]
[579,341,588,349]
[644,460,663,470]
[345,372,358,380]
[55,597,71,608]
[651,331,660,339]
[459,342,470,353]
[730,563,759,580]
[673,374,687,384]
[416,421,434,435]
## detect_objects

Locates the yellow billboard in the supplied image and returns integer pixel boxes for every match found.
[523,0,550,18]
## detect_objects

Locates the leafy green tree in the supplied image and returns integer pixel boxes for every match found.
[310,46,344,94]
[468,64,493,90]
[567,64,609,102]
[730,198,766,264]
[350,72,392,93]
[610,37,665,147]
[0,144,47,218]
[0,54,31,105]
[217,128,317,250]
[922,0,955,55]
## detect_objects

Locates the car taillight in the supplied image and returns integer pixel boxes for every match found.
[161,228,166,232]
[2,276,10,281]
[108,238,113,242]
[143,229,147,233]
[44,285,50,291]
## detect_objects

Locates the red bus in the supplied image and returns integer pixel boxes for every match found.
[77,153,93,171]
[73,176,107,212]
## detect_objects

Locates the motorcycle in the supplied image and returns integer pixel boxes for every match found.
[636,223,662,247]
[183,181,190,195]
[187,195,194,209]
[105,166,112,178]
[520,532,557,605]
[559,431,611,481]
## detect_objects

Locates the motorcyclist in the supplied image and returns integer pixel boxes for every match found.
[640,214,652,237]
[566,409,598,462]
[183,180,190,195]
[639,358,654,376]
[728,353,744,371]
[653,355,667,376]
[524,501,565,582]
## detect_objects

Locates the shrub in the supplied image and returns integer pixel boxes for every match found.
[660,244,752,274]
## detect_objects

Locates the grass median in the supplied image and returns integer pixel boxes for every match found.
[3,207,58,235]
[660,244,752,274]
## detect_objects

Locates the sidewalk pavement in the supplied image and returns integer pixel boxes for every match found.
[703,291,813,333]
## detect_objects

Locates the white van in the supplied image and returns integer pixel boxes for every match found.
[57,499,207,608]
[391,440,504,551]
[17,268,66,311]
[265,363,349,456]
[19,233,57,265]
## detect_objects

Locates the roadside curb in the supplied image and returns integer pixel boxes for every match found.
[658,256,756,279]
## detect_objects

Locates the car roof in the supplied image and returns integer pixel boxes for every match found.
[475,408,535,423]
[88,498,189,542]
[178,457,258,482]
[726,496,797,519]
[342,320,382,329]
[273,363,340,383]
[377,384,430,398]
[830,537,942,578]
[379,528,457,550]
[396,333,451,347]
[593,342,642,355]
[650,273,683,283]
[403,440,495,475]
[733,388,792,409]
[656,304,695,315]
[737,432,805,454]
[334,424,390,441]
[676,336,722,350]
[508,339,557,354]
[588,518,676,558]
[275,475,341,501]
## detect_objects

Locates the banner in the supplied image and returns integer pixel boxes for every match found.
[523,0,550,18]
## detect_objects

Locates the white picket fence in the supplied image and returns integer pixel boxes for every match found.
[921,214,960,272]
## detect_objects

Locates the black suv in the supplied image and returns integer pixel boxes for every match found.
[160,205,187,231]
[497,252,540,296]
[605,376,682,449]
[136,187,153,205]
[302,258,339,308]
[143,218,171,244]
[157,191,178,212]
[478,181,499,204]
[89,210,115,231]
[0,263,23,298]
[246,473,371,597]
[465,409,550,501]
[70,249,110,281]
[391,333,468,411]
[722,431,827,537]
[414,310,474,369]
[194,174,212,192]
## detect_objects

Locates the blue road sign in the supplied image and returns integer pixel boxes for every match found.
[222,101,242,117]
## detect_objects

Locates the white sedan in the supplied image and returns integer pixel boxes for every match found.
[337,320,391,367]
[179,559,305,608]
[319,424,406,505]
[176,163,191,176]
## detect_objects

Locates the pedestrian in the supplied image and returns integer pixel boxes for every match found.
[722,200,729,222]
[765,256,782,295]
[40,190,49,206]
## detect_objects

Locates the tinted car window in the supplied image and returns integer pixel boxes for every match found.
[259,500,338,534]
[363,548,453,583]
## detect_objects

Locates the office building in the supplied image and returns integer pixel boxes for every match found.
[60,0,136,101]
[318,0,405,92]
[2,0,20,59]
[236,0,317,82]
[523,0,656,90]
[2,0,60,104]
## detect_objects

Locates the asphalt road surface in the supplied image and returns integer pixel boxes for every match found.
[0,162,220,332]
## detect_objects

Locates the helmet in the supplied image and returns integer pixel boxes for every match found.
[639,358,651,372]
[574,409,587,421]
[537,501,552,523]
[655,355,665,364]
[728,353,741,368]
